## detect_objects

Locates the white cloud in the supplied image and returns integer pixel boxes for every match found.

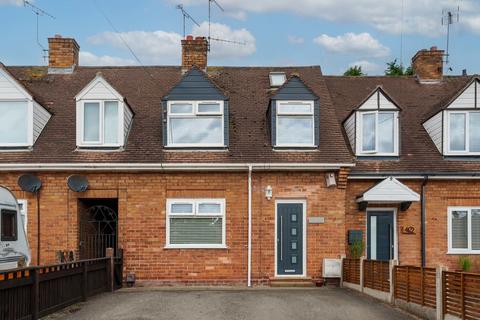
[87,30,183,64]
[314,32,390,58]
[288,35,304,44]
[79,51,136,66]
[175,0,480,36]
[0,0,24,5]
[86,22,255,64]
[192,22,256,59]
[348,60,382,75]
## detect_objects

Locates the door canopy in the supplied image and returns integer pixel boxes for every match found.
[356,177,420,211]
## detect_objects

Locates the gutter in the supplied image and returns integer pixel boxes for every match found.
[247,165,252,287]
[0,162,355,172]
[348,173,480,180]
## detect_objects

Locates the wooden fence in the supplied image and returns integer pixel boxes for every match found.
[443,271,480,320]
[342,258,360,285]
[363,259,390,292]
[394,266,436,309]
[0,256,122,320]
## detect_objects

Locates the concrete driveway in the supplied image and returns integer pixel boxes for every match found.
[47,287,414,320]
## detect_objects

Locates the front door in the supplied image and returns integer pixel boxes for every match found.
[367,211,394,261]
[277,202,303,275]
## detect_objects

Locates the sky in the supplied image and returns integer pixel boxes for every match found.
[0,0,479,75]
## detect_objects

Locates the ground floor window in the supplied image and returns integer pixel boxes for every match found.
[1,209,17,241]
[166,199,226,248]
[448,207,480,254]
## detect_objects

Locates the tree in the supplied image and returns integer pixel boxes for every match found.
[385,59,414,76]
[344,65,364,76]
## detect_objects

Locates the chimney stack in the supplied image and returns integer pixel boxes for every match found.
[181,35,208,71]
[411,46,444,82]
[48,34,79,74]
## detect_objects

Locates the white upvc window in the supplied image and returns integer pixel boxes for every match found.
[167,101,224,147]
[166,198,226,248]
[357,111,399,156]
[0,100,32,147]
[275,101,315,147]
[78,100,122,147]
[448,207,480,254]
[446,111,480,155]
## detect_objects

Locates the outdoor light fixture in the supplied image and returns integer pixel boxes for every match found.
[265,185,273,200]
[325,172,337,188]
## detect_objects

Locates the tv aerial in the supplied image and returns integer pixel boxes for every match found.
[207,0,246,51]
[23,0,55,62]
[177,4,200,38]
[442,6,460,65]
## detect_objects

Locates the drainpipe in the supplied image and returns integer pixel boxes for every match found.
[36,189,41,265]
[247,165,253,287]
[421,176,428,267]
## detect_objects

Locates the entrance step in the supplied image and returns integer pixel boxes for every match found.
[269,277,315,287]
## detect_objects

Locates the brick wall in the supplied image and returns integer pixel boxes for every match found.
[181,36,208,71]
[412,46,444,81]
[48,35,79,69]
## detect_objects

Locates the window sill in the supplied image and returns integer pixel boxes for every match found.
[76,146,124,152]
[164,245,228,250]
[0,146,32,152]
[447,251,480,255]
[356,155,399,160]
[163,146,228,152]
[273,146,318,151]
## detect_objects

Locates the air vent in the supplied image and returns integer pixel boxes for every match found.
[269,72,286,87]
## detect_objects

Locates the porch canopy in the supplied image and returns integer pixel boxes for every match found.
[356,177,420,211]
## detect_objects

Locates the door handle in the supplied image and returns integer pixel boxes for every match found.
[280,215,283,261]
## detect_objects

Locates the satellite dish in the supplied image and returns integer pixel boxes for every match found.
[18,174,42,193]
[67,175,89,192]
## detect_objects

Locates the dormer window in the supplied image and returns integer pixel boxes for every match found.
[344,87,400,157]
[0,66,51,149]
[447,111,480,154]
[275,101,315,147]
[75,73,133,149]
[167,101,225,147]
[0,101,29,146]
[359,111,398,154]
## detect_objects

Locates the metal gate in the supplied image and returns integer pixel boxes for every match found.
[79,205,117,260]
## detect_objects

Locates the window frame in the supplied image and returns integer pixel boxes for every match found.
[447,207,480,254]
[1,209,17,242]
[165,198,226,249]
[18,199,27,233]
[166,100,225,148]
[275,100,316,148]
[78,100,124,148]
[0,99,33,148]
[445,111,480,155]
[357,110,399,156]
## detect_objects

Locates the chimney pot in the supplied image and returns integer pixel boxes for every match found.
[181,36,208,72]
[48,35,80,74]
[412,45,444,82]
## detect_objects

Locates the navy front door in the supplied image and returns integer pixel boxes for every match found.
[277,203,303,275]
[367,211,394,261]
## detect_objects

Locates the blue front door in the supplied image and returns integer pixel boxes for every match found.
[277,203,303,275]
[367,211,394,261]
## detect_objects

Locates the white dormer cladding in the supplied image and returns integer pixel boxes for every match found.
[343,87,400,156]
[75,74,133,148]
[423,78,480,155]
[0,66,51,148]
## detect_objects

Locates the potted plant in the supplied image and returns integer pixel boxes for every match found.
[349,240,365,259]
[458,256,472,272]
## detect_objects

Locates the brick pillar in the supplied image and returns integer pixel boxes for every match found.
[182,35,208,71]
[48,34,80,73]
[412,46,444,82]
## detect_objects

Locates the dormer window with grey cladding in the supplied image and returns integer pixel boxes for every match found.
[162,68,229,148]
[269,76,319,148]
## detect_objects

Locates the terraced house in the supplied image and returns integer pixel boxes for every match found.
[0,35,479,285]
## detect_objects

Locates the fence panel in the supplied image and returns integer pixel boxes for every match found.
[0,256,119,320]
[394,266,436,309]
[342,258,360,285]
[443,271,480,320]
[363,259,390,292]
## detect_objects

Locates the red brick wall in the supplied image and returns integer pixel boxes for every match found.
[0,170,347,284]
[346,179,480,272]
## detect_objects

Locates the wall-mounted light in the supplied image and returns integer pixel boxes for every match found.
[265,185,273,200]
[325,172,337,188]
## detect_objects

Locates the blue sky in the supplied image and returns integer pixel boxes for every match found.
[0,0,479,75]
